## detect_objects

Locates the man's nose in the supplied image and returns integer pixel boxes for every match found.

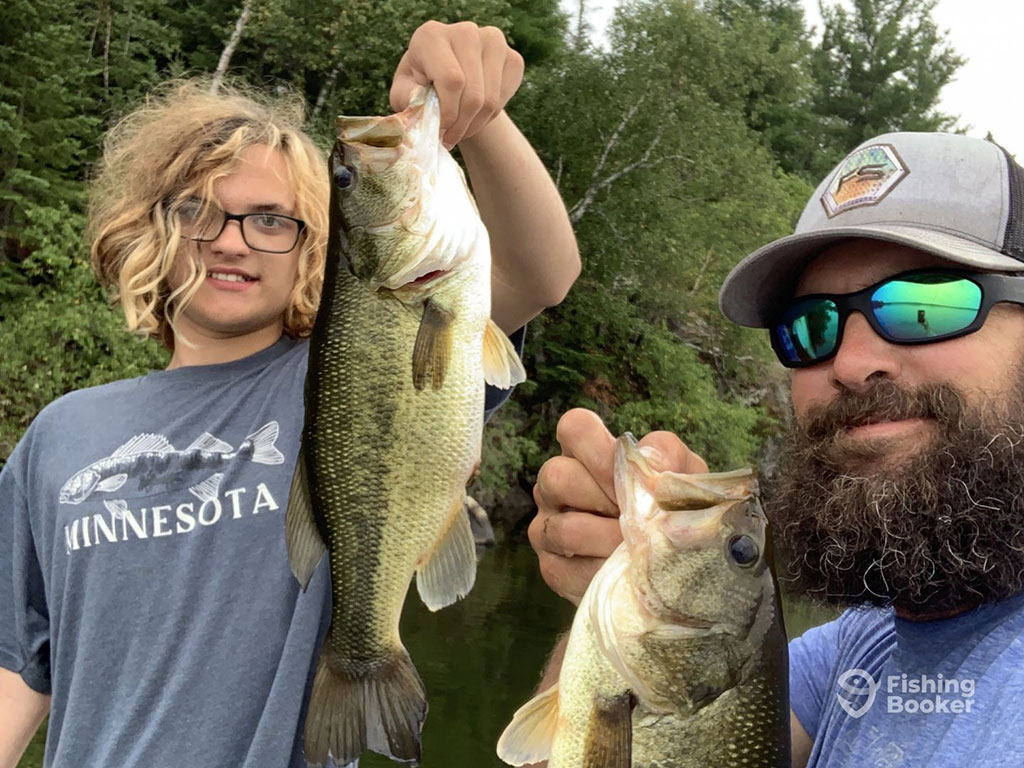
[829,311,902,392]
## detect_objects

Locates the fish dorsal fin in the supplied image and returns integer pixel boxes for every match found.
[415,495,476,611]
[412,299,454,391]
[482,319,527,389]
[96,473,128,493]
[496,683,560,766]
[583,692,633,768]
[111,433,174,457]
[186,432,233,453]
[285,445,326,591]
[188,473,224,503]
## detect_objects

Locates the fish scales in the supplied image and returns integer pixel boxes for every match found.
[287,85,525,767]
[307,261,484,660]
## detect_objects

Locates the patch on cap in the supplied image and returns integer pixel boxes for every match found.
[821,144,908,218]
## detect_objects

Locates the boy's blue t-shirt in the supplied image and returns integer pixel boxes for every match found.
[0,331,521,768]
[790,593,1024,767]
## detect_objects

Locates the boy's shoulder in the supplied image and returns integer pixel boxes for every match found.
[33,374,149,428]
[28,337,309,446]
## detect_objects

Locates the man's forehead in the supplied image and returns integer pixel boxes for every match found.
[795,239,966,296]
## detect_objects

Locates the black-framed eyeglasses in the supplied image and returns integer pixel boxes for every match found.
[770,269,1024,368]
[174,199,306,254]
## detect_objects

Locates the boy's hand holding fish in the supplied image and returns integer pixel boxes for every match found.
[390,20,524,148]
[390,21,580,334]
[529,408,709,606]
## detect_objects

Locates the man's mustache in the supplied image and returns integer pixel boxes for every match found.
[800,381,963,443]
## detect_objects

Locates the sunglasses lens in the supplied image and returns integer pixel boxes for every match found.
[872,274,982,341]
[774,296,839,365]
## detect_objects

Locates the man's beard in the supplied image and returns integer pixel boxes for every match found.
[765,379,1024,615]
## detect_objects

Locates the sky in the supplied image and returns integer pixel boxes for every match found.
[560,0,1024,157]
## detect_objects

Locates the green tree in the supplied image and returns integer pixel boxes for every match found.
[810,0,964,175]
[0,0,96,251]
[507,0,569,65]
[704,0,821,175]
[504,0,811,474]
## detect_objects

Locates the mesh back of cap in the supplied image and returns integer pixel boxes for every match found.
[1002,147,1024,260]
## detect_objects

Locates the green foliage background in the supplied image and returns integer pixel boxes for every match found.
[1,0,962,490]
[3,0,963,765]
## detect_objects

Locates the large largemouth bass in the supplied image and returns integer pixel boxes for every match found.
[498,434,789,767]
[286,85,525,767]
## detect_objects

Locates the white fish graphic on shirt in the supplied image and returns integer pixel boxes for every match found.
[59,421,284,505]
[102,472,227,520]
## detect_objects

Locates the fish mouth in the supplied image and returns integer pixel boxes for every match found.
[405,269,448,287]
[615,433,659,485]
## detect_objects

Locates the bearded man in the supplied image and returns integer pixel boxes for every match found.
[528,132,1024,767]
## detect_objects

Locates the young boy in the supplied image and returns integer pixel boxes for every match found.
[0,20,580,768]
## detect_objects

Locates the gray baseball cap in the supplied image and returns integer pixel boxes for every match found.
[719,132,1024,328]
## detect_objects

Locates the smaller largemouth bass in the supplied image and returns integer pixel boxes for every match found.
[498,434,790,768]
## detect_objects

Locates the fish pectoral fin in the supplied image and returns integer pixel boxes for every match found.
[584,691,633,768]
[285,446,326,591]
[412,299,455,391]
[96,473,128,493]
[496,683,560,766]
[415,495,477,611]
[482,318,527,389]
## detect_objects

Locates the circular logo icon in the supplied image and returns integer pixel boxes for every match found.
[836,668,879,719]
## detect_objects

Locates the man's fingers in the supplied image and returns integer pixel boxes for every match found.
[555,408,617,503]
[636,430,709,474]
[535,456,619,518]
[535,552,609,607]
[529,508,622,559]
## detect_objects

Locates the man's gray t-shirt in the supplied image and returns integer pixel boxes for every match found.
[0,332,520,767]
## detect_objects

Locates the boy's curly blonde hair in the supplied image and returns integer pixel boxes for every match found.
[89,77,329,349]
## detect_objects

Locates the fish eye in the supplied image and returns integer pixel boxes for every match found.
[728,534,760,567]
[333,165,356,190]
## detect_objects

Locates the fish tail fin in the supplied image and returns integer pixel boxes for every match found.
[245,421,285,465]
[303,646,427,767]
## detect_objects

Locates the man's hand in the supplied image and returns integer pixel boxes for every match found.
[390,20,524,149]
[528,408,709,605]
